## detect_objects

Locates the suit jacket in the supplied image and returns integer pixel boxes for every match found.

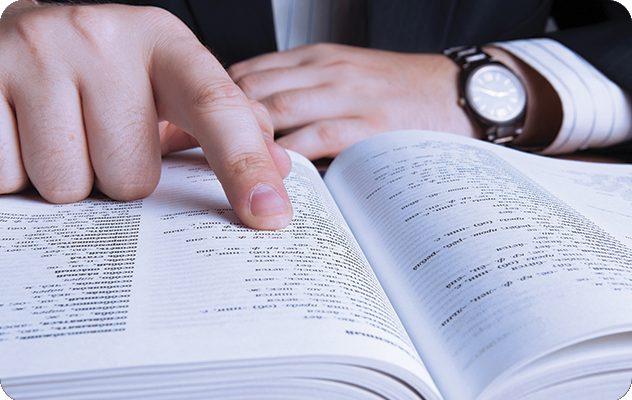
[122,0,631,95]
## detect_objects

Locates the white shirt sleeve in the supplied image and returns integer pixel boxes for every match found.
[494,38,632,155]
[272,0,363,51]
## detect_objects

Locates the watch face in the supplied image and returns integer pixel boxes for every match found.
[465,64,527,124]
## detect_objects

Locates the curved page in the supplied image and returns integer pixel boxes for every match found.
[324,130,632,400]
[0,149,438,400]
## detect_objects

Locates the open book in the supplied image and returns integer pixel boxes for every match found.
[1,130,631,400]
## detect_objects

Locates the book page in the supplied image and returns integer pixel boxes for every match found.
[324,130,632,400]
[0,149,438,398]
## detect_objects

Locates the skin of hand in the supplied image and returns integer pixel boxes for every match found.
[0,1,293,230]
[228,43,562,159]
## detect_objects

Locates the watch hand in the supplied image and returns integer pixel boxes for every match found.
[472,87,500,97]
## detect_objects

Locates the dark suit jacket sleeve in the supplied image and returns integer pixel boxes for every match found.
[366,0,632,95]
[546,0,632,96]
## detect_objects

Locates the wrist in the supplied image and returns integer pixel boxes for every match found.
[424,54,479,139]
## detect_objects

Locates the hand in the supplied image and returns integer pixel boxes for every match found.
[0,1,292,230]
[228,43,478,160]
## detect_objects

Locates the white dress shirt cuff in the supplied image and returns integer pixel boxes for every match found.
[494,38,632,155]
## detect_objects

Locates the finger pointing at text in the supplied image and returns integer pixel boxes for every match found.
[0,1,292,230]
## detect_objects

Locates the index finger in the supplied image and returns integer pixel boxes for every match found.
[149,24,293,230]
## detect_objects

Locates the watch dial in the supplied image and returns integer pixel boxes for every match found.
[465,64,527,124]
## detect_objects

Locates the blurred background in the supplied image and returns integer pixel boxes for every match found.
[0,0,631,17]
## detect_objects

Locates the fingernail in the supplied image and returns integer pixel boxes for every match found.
[250,185,289,217]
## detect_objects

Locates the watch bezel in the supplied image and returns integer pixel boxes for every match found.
[463,62,527,127]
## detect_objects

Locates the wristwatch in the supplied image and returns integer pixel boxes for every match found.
[444,46,527,145]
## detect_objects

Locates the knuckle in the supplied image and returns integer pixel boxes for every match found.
[98,142,161,201]
[143,5,185,32]
[222,150,271,177]
[36,165,93,203]
[314,123,342,150]
[265,92,294,119]
[9,5,119,69]
[148,7,201,55]
[234,74,259,98]
[192,80,246,111]
[97,162,159,201]
[304,43,343,63]
[67,6,118,48]
[42,187,91,204]
[0,178,28,194]
[308,42,334,56]
[0,164,28,194]
[21,134,93,202]
[12,11,58,63]
[101,179,158,201]
[327,60,358,80]
[98,168,158,200]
